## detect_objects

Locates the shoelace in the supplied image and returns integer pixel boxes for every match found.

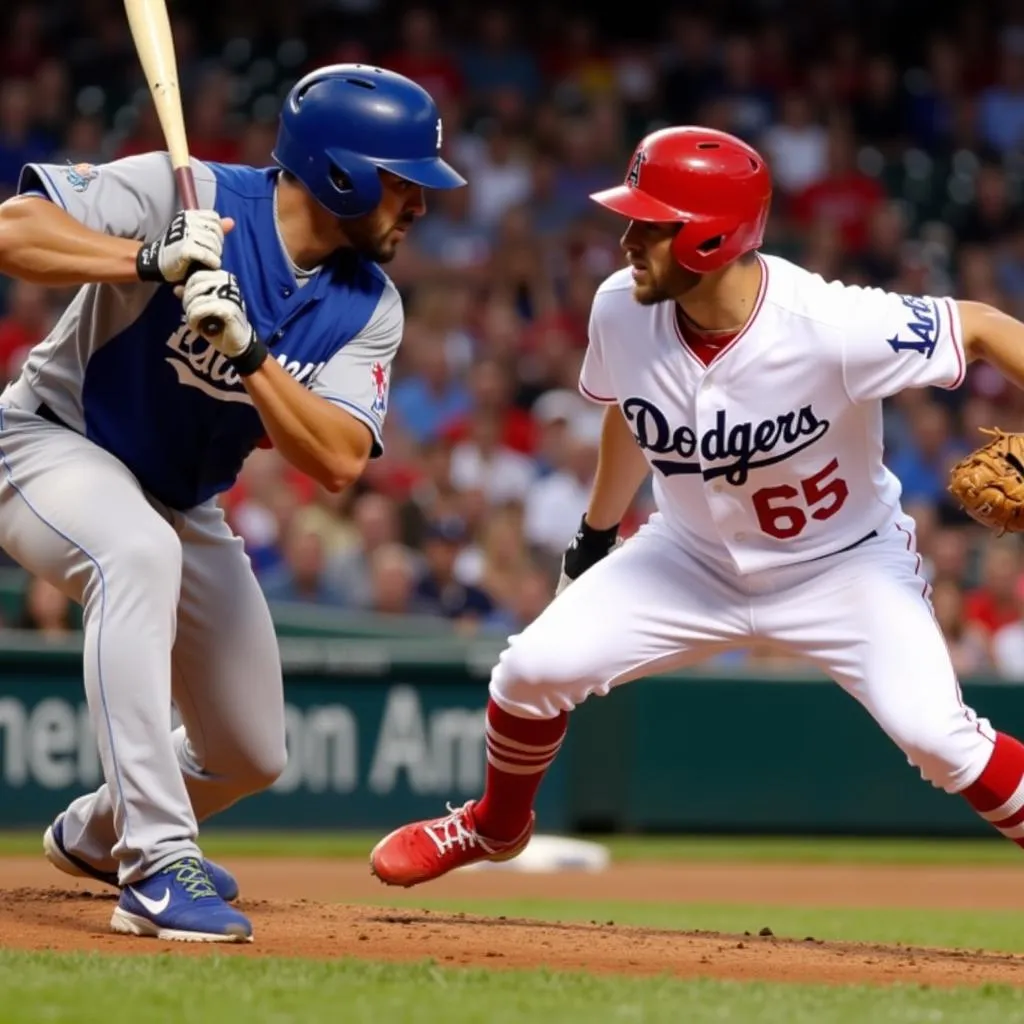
[424,802,490,857]
[166,858,218,900]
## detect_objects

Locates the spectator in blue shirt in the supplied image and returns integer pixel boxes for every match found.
[0,79,54,197]
[886,400,968,507]
[260,521,348,608]
[459,9,541,107]
[389,319,473,443]
[978,46,1024,154]
[412,517,496,625]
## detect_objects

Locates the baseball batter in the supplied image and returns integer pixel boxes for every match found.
[0,64,464,941]
[371,127,1024,886]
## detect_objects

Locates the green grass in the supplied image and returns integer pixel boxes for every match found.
[0,950,1021,1024]
[0,829,1019,864]
[371,896,1024,954]
[4,831,1021,1019]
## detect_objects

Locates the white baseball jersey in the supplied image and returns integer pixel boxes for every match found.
[579,254,966,574]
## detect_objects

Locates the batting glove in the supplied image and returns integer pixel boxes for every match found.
[137,209,225,283]
[556,515,620,595]
[178,269,268,376]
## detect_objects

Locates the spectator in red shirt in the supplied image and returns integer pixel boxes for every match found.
[237,120,277,168]
[931,578,992,678]
[442,357,538,455]
[32,58,71,151]
[753,22,799,95]
[382,6,465,106]
[0,279,52,382]
[182,71,240,165]
[54,114,106,167]
[114,101,165,159]
[540,15,616,104]
[790,120,885,253]
[965,540,1024,637]
[1,5,48,80]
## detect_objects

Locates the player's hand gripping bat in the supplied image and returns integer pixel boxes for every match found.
[123,0,224,338]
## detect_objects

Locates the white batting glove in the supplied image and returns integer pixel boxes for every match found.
[179,270,266,373]
[137,210,225,283]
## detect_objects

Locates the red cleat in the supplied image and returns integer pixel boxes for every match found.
[369,800,535,887]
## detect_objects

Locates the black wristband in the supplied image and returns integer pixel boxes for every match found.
[228,333,269,376]
[563,514,620,579]
[136,240,164,282]
[580,514,619,545]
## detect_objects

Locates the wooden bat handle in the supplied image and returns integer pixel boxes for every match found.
[173,167,224,338]
[121,0,223,338]
[174,167,199,211]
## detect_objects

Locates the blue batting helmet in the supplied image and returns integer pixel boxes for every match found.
[273,63,466,218]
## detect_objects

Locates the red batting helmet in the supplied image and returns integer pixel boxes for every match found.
[590,126,772,274]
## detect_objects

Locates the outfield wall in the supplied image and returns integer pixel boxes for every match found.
[0,636,1017,836]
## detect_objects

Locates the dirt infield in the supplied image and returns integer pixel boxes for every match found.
[3,857,1024,986]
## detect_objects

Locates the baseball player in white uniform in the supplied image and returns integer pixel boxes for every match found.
[0,64,465,940]
[371,126,1024,887]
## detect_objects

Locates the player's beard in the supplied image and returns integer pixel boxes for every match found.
[345,212,416,264]
[632,281,673,306]
[632,266,701,306]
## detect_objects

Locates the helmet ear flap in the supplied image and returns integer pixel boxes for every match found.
[670,220,734,273]
[324,152,383,217]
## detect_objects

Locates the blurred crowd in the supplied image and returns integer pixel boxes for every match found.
[7,0,1024,677]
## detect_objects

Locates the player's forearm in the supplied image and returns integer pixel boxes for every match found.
[959,300,1024,391]
[0,196,141,285]
[242,356,369,492]
[585,403,650,530]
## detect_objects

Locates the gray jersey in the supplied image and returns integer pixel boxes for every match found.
[7,153,402,509]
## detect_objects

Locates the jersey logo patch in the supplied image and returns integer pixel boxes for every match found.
[166,321,324,403]
[371,360,388,414]
[622,397,830,486]
[64,162,97,192]
[886,295,938,359]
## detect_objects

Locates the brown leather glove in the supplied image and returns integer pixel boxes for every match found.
[948,427,1024,534]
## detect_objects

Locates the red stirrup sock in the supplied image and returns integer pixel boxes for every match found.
[473,700,568,841]
[961,732,1024,848]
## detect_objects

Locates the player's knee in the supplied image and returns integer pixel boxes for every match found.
[216,711,288,793]
[208,721,287,794]
[176,712,286,793]
[200,737,285,795]
[894,717,992,793]
[489,633,598,717]
[105,522,182,593]
[243,736,288,791]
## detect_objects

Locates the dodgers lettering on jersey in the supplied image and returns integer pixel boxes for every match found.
[7,154,403,510]
[580,255,966,574]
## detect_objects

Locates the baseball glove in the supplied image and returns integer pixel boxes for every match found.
[948,428,1024,534]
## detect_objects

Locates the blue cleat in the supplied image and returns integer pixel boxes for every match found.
[43,813,240,902]
[111,857,252,943]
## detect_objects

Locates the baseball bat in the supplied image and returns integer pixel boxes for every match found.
[122,0,223,337]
